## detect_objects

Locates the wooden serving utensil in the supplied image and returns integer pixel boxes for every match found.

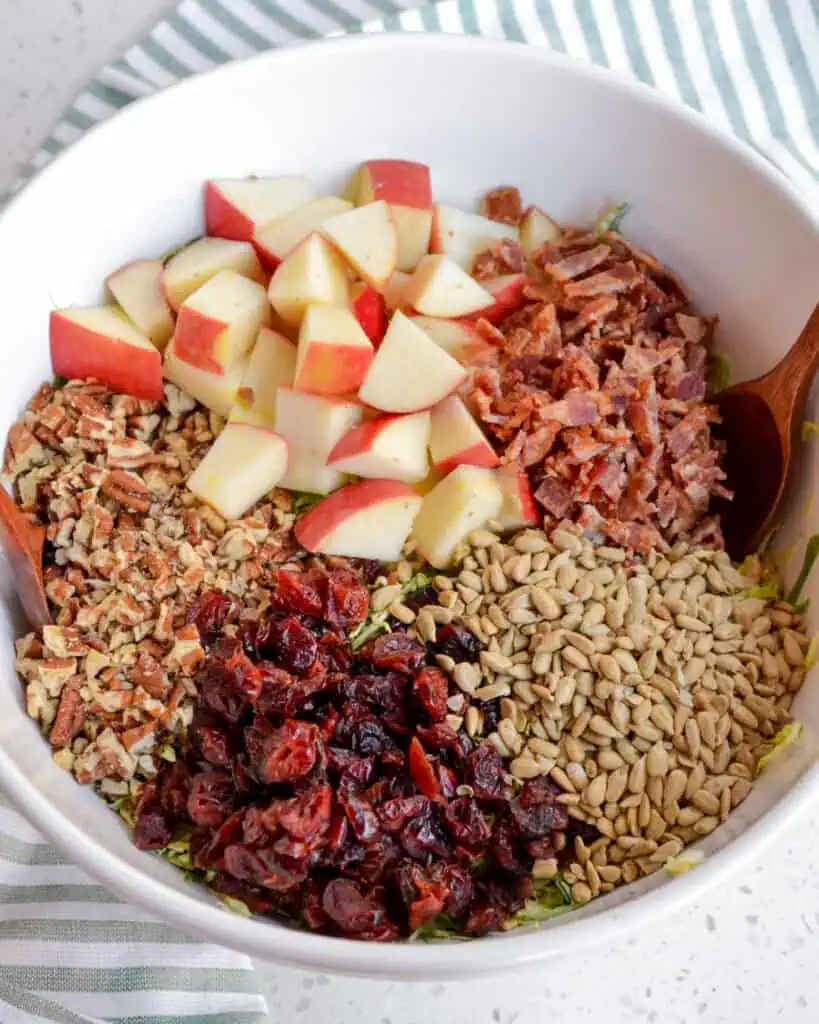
[0,487,50,631]
[710,301,819,560]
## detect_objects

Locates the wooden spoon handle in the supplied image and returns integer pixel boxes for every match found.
[762,301,819,424]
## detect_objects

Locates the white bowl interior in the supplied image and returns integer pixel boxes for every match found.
[1,35,818,977]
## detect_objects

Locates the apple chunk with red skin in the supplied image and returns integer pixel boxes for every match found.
[411,464,503,569]
[328,411,430,483]
[429,395,498,474]
[430,204,519,270]
[496,463,539,530]
[404,254,493,318]
[294,304,373,396]
[229,327,296,427]
[321,201,397,290]
[51,306,163,400]
[268,233,350,326]
[295,478,422,560]
[350,282,387,347]
[275,387,362,495]
[358,312,466,414]
[163,237,264,310]
[105,260,174,348]
[205,177,314,241]
[254,196,352,269]
[187,421,288,520]
[408,316,484,364]
[163,343,248,416]
[469,274,527,326]
[348,160,432,272]
[171,270,270,375]
[520,205,561,257]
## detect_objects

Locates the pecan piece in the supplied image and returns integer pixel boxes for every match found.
[101,469,151,512]
[48,678,86,747]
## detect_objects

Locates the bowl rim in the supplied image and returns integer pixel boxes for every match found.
[2,30,819,978]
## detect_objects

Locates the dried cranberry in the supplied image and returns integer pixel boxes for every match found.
[133,801,173,851]
[277,785,333,843]
[465,742,506,800]
[321,878,387,935]
[396,863,449,930]
[508,776,568,839]
[301,879,330,930]
[265,615,318,675]
[340,791,381,843]
[317,631,352,674]
[415,722,465,756]
[445,797,491,846]
[256,720,323,785]
[187,590,233,646]
[442,863,474,919]
[400,806,451,861]
[379,795,430,833]
[435,623,481,663]
[412,667,449,722]
[336,708,389,756]
[366,633,426,674]
[402,584,437,612]
[155,762,191,818]
[321,569,369,629]
[200,676,248,724]
[271,569,323,617]
[354,835,401,885]
[211,874,275,914]
[435,762,459,799]
[187,770,236,828]
[219,647,262,704]
[191,716,232,767]
[223,844,302,892]
[327,747,375,787]
[491,821,530,876]
[242,805,271,846]
[481,700,501,734]
[408,737,441,799]
[192,809,245,869]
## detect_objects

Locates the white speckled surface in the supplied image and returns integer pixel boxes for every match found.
[2,4,819,1022]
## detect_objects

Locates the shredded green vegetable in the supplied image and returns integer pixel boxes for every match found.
[409,914,472,943]
[595,201,630,236]
[665,849,704,877]
[349,570,434,651]
[292,491,324,514]
[52,374,68,390]
[743,581,780,601]
[787,533,819,605]
[802,421,819,442]
[706,351,731,396]
[756,721,804,775]
[161,236,203,265]
[510,878,575,926]
[219,895,253,917]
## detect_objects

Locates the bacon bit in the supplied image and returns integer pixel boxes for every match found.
[535,476,572,518]
[602,519,669,553]
[564,295,619,340]
[667,404,718,458]
[472,239,525,280]
[479,186,523,226]
[564,263,641,299]
[542,244,612,281]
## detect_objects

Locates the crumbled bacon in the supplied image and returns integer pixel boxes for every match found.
[479,186,524,226]
[462,216,729,549]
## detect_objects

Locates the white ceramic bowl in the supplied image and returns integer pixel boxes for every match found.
[1,33,819,979]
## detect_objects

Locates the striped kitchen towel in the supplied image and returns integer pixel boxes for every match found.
[2,1,818,1022]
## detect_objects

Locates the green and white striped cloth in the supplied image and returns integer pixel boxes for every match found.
[3,0,818,1021]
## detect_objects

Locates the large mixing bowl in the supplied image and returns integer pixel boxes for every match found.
[1,33,818,979]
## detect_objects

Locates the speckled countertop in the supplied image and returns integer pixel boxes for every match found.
[2,3,819,1022]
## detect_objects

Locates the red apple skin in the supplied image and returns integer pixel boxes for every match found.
[498,464,539,526]
[50,311,163,401]
[468,274,527,326]
[433,442,500,476]
[361,160,432,210]
[351,283,388,347]
[295,478,418,551]
[296,343,373,396]
[171,306,226,375]
[205,182,254,241]
[327,414,402,463]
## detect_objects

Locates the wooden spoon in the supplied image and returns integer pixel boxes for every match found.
[710,301,819,559]
[0,487,50,631]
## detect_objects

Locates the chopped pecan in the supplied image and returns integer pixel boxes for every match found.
[101,469,151,512]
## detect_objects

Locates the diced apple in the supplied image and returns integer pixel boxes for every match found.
[268,234,350,326]
[430,204,519,270]
[358,312,466,414]
[279,447,345,496]
[404,255,493,318]
[274,387,362,455]
[351,282,388,347]
[411,465,503,569]
[470,274,527,325]
[171,270,270,375]
[429,395,498,474]
[205,177,315,241]
[254,197,352,269]
[383,271,412,312]
[50,306,163,400]
[229,327,296,427]
[347,160,433,272]
[163,344,248,416]
[408,316,484,364]
[294,305,373,396]
[328,411,430,483]
[105,260,174,348]
[321,201,398,290]
[520,205,561,257]
[163,237,264,310]
[187,421,288,519]
[414,465,444,497]
[295,478,422,560]
[496,463,539,530]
